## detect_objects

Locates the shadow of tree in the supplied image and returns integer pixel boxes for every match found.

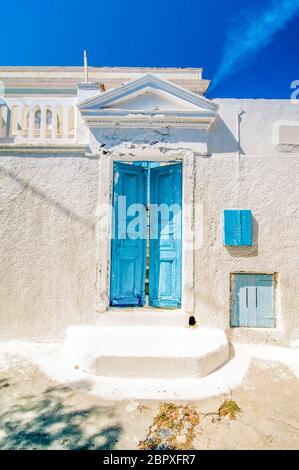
[0,165,95,231]
[0,383,122,450]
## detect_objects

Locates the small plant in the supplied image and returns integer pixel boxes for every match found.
[139,403,200,450]
[0,380,10,390]
[218,399,241,420]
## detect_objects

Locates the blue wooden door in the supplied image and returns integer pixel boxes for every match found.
[231,274,274,327]
[110,162,147,306]
[149,163,182,307]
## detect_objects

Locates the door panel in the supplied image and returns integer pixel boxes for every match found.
[149,163,182,307]
[110,162,147,306]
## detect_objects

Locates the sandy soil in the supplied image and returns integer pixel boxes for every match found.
[0,356,298,450]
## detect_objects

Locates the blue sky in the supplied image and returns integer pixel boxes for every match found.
[1,0,299,98]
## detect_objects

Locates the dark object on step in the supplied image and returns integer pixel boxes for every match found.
[189,316,196,327]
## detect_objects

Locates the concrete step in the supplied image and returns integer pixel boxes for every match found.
[95,309,187,327]
[64,325,229,379]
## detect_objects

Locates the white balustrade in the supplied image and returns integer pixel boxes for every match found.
[0,100,77,143]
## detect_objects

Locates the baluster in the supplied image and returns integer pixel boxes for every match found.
[17,105,23,138]
[68,106,75,139]
[0,106,3,138]
[28,107,34,140]
[0,106,8,138]
[40,106,46,140]
[52,106,57,140]
[5,107,11,138]
[63,106,68,140]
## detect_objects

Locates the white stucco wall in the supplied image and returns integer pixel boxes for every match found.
[0,98,298,343]
[0,154,99,340]
[195,99,299,344]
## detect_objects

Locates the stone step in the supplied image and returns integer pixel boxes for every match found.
[95,309,187,327]
[64,325,229,379]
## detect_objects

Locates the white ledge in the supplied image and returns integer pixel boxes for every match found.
[0,144,89,153]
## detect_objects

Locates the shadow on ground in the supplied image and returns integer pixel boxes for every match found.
[0,381,122,450]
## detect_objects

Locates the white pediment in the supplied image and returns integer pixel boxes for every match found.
[78,73,218,129]
[104,88,204,112]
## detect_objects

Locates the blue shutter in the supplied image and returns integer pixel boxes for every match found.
[110,162,147,306]
[255,275,274,327]
[224,210,242,246]
[231,274,274,327]
[149,163,182,308]
[240,210,252,245]
[224,210,252,246]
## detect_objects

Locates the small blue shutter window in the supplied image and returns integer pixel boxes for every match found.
[231,274,274,327]
[224,210,252,246]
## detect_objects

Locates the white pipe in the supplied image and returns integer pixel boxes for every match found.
[237,109,246,158]
[84,49,88,83]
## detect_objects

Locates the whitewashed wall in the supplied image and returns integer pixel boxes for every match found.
[0,99,298,343]
[196,100,299,344]
[0,154,99,339]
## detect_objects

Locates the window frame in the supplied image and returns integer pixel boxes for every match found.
[230,272,276,328]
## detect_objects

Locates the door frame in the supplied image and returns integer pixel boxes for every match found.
[96,149,196,314]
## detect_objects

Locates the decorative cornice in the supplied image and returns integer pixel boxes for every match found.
[0,144,89,154]
[0,67,209,96]
[83,109,216,117]
[84,117,213,129]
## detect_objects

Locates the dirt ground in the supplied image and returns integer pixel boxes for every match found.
[0,357,298,450]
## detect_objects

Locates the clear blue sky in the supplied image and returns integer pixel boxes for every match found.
[1,0,299,98]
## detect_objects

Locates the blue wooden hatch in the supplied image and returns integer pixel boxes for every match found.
[224,210,252,246]
[231,274,274,327]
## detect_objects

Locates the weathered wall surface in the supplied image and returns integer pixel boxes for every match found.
[194,153,299,343]
[195,99,299,344]
[0,154,99,340]
[0,99,298,343]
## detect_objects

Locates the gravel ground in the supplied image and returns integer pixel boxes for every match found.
[0,356,298,450]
